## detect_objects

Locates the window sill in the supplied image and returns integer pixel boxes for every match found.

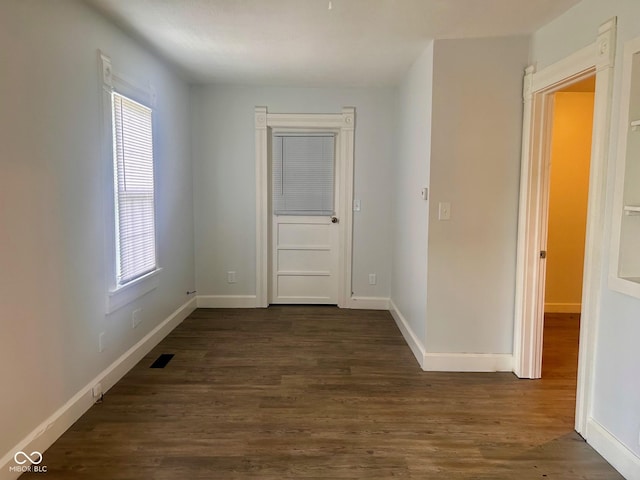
[106,268,162,315]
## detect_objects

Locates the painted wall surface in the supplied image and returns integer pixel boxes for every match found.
[426,37,529,354]
[191,85,396,299]
[545,92,594,312]
[390,43,434,346]
[531,0,640,459]
[0,0,194,459]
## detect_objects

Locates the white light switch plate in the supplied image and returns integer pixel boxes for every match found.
[438,202,451,220]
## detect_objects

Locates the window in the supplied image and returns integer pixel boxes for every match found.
[111,92,157,287]
[272,134,335,215]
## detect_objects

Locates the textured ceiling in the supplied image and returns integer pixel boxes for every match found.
[84,0,581,86]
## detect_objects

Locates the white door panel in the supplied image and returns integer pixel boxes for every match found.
[278,249,331,272]
[277,275,332,300]
[271,215,339,304]
[277,222,331,246]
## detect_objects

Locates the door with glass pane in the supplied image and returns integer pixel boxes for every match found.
[270,133,339,304]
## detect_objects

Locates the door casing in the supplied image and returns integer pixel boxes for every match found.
[513,18,616,437]
[255,107,355,308]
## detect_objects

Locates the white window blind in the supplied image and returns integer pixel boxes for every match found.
[112,92,157,286]
[273,134,335,215]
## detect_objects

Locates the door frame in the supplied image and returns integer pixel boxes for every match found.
[513,17,616,436]
[254,107,355,308]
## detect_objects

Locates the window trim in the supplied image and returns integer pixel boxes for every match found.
[101,52,161,315]
[106,268,162,315]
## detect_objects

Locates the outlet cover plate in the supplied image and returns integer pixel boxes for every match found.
[92,383,103,398]
[132,308,142,329]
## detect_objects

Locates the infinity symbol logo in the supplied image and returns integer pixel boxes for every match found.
[14,451,43,465]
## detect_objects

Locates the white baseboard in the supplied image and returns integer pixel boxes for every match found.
[196,295,388,310]
[423,353,513,372]
[197,295,257,308]
[587,417,640,480]
[0,298,196,480]
[389,299,425,369]
[389,300,513,373]
[544,302,582,313]
[346,296,389,310]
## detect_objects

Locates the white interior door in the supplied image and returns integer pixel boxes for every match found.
[270,134,340,304]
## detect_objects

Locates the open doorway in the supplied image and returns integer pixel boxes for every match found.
[513,15,616,438]
[542,77,595,384]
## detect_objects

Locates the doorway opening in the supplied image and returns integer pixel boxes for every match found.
[513,15,616,438]
[542,77,595,389]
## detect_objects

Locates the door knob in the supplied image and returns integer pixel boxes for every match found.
[331,216,339,224]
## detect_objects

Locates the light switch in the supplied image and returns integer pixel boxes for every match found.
[354,199,361,212]
[421,188,428,200]
[438,202,451,220]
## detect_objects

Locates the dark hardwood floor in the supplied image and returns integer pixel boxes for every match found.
[21,307,623,479]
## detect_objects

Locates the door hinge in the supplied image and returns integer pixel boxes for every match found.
[540,250,547,259]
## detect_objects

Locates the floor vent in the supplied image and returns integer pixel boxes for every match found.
[150,354,174,368]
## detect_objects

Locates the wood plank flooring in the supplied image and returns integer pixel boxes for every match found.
[20,307,623,479]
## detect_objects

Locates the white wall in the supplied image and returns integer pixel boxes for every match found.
[191,85,396,300]
[0,0,194,460]
[531,0,640,467]
[389,43,434,348]
[426,37,529,354]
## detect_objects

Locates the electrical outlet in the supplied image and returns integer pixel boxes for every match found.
[98,332,105,352]
[92,383,102,399]
[368,273,377,285]
[132,308,142,329]
[227,271,236,284]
